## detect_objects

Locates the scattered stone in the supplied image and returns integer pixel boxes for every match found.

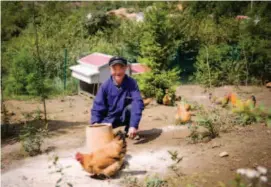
[219,151,229,157]
[257,166,267,175]
[60,109,64,112]
[260,176,268,183]
[267,130,270,134]
[245,169,260,179]
[60,99,65,102]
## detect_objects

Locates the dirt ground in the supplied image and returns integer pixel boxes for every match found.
[1,85,271,187]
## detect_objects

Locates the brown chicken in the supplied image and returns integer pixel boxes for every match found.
[266,82,271,88]
[175,104,191,124]
[209,93,230,107]
[163,89,172,106]
[75,131,126,177]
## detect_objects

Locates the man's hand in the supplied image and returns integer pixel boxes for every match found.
[128,127,137,139]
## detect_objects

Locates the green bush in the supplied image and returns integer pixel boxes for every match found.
[19,122,48,156]
[134,69,179,104]
[232,104,271,126]
[193,44,247,87]
[195,109,221,139]
[48,77,78,96]
[4,48,35,95]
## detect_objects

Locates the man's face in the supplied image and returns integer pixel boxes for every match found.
[110,64,127,85]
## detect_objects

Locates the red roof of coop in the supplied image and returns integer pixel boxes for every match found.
[78,53,112,67]
[78,52,150,73]
[131,63,150,74]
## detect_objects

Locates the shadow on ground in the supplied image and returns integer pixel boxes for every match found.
[134,128,162,144]
[1,120,85,146]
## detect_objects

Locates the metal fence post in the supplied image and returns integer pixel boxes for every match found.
[64,48,67,90]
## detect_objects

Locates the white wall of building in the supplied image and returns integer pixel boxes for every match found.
[99,65,111,83]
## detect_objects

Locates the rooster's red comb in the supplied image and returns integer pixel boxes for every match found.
[75,152,82,161]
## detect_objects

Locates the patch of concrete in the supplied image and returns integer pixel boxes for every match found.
[1,146,180,187]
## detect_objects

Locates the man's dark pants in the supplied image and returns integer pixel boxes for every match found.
[112,104,131,133]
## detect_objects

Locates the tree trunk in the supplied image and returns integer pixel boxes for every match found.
[204,45,211,88]
[32,2,47,125]
[242,47,249,87]
[1,89,9,137]
[43,97,47,124]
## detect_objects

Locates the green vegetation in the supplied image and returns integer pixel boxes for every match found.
[19,122,48,156]
[121,175,167,187]
[48,155,73,187]
[2,1,271,100]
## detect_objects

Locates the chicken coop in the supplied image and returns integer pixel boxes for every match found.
[69,52,150,97]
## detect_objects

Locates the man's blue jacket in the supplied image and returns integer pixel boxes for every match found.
[90,75,144,129]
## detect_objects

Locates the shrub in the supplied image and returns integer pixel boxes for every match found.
[19,122,48,156]
[134,69,180,104]
[232,104,271,126]
[195,108,221,139]
[187,125,200,144]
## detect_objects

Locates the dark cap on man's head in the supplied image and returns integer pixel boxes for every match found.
[109,56,127,67]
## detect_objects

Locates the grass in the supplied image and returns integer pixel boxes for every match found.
[144,175,167,187]
[48,154,73,187]
[121,175,167,187]
[120,175,141,187]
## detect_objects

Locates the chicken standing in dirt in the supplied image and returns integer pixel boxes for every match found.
[75,131,126,177]
[209,93,230,107]
[175,104,191,124]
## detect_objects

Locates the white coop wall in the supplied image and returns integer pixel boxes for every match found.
[99,65,111,83]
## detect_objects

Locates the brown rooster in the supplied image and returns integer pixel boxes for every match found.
[75,131,126,177]
[245,95,256,108]
[229,93,256,108]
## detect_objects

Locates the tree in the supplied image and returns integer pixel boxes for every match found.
[139,2,182,70]
[31,2,49,124]
[1,2,31,41]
